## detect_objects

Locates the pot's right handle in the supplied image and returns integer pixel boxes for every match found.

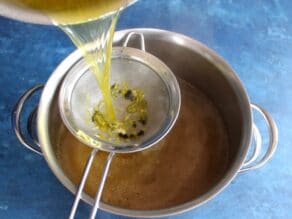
[12,85,44,155]
[239,103,278,172]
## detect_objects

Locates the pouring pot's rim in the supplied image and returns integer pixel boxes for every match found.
[0,0,138,25]
[37,28,252,218]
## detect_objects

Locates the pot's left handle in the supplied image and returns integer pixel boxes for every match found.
[11,85,44,155]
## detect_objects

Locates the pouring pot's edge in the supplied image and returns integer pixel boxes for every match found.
[0,0,139,25]
[37,28,252,218]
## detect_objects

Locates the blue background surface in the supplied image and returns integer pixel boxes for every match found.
[0,0,291,218]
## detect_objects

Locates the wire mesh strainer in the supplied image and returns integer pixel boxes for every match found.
[58,32,181,219]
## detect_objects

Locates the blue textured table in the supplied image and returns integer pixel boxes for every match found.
[0,0,291,218]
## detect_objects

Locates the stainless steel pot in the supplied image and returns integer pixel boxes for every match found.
[12,28,278,218]
[0,0,138,25]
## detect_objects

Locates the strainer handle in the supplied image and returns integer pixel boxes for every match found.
[69,150,115,219]
[89,152,115,219]
[239,103,278,172]
[122,32,146,51]
[12,85,44,155]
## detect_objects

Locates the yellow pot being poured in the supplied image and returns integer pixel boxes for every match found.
[12,0,128,24]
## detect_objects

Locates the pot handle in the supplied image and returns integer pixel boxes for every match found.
[239,103,278,172]
[69,149,115,219]
[12,85,44,155]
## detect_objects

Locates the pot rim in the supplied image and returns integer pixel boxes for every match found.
[37,28,252,218]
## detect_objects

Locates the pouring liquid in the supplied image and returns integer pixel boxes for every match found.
[15,0,148,142]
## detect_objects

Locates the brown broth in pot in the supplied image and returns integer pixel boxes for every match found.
[56,79,230,209]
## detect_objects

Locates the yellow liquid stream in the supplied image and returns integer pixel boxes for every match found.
[61,13,119,121]
[15,0,148,142]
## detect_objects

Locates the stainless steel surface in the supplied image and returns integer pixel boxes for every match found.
[12,29,278,218]
[58,47,181,152]
[69,148,98,219]
[89,152,115,219]
[42,29,252,217]
[0,0,138,25]
[242,124,262,167]
[12,84,43,155]
[239,104,278,172]
[123,32,146,51]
